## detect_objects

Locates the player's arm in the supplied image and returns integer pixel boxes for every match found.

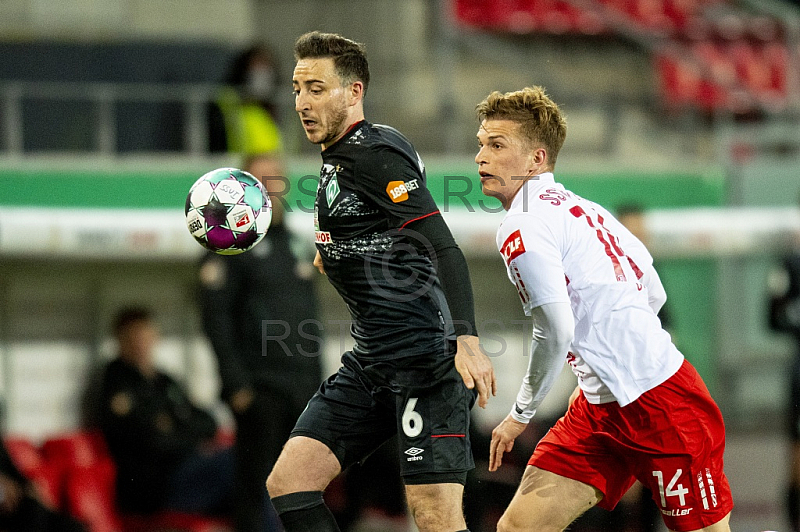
[508,302,574,423]
[641,263,667,315]
[406,214,496,408]
[359,145,495,406]
[313,250,325,274]
[489,302,574,471]
[197,256,254,411]
[489,215,572,470]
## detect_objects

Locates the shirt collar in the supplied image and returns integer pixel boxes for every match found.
[508,172,555,210]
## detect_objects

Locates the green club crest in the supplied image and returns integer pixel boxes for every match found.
[326,174,340,207]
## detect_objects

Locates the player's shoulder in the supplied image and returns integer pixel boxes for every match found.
[496,211,546,250]
[369,123,415,149]
[350,123,425,185]
[362,124,421,163]
[497,185,572,256]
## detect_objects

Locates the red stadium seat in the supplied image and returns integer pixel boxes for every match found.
[655,54,699,108]
[20,430,234,532]
[25,463,63,510]
[64,464,121,532]
[42,431,110,470]
[4,436,63,509]
[453,0,786,112]
[663,0,691,32]
[4,436,44,472]
[120,512,233,532]
[764,43,788,93]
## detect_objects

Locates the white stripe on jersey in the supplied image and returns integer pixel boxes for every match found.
[697,472,709,510]
[497,173,684,406]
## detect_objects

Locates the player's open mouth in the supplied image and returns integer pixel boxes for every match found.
[301,119,317,129]
[479,171,494,183]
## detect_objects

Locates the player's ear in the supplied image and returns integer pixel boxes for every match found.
[348,81,364,105]
[529,147,547,171]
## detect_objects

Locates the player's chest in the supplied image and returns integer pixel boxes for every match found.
[314,162,380,225]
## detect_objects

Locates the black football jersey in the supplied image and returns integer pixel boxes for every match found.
[314,121,456,388]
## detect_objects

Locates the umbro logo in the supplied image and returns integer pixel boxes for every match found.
[404,447,424,461]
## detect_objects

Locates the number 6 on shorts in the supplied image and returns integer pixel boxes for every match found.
[402,397,423,437]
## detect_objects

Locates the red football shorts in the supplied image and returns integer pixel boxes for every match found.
[529,359,733,531]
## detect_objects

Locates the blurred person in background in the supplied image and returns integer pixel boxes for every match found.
[98,307,234,519]
[767,196,800,532]
[208,43,284,156]
[198,153,323,532]
[0,439,87,532]
[476,86,733,532]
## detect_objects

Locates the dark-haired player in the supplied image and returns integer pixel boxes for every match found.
[266,31,496,532]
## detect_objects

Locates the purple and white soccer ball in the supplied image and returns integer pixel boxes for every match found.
[185,167,272,255]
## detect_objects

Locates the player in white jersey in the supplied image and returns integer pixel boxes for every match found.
[474,86,733,532]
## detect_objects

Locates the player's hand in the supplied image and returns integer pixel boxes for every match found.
[489,414,527,472]
[313,250,325,275]
[229,388,255,415]
[454,335,496,409]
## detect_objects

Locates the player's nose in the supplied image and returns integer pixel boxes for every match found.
[475,147,486,165]
[295,93,309,112]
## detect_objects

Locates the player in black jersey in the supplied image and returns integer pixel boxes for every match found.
[266,31,496,532]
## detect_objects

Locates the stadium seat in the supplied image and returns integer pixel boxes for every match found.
[42,430,110,470]
[122,512,233,532]
[655,54,701,109]
[453,0,606,34]
[454,0,788,112]
[42,430,233,532]
[23,462,63,510]
[64,464,122,532]
[4,436,44,471]
[4,436,62,509]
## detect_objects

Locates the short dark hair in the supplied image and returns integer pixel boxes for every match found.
[294,31,370,95]
[113,307,152,336]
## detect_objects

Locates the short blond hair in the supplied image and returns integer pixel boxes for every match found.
[476,86,567,166]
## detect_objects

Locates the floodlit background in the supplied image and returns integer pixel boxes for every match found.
[1,0,800,530]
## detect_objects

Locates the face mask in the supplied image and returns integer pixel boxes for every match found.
[245,66,276,100]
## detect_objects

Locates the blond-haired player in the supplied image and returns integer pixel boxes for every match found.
[475,86,733,532]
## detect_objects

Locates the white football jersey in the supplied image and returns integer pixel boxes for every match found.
[497,173,684,406]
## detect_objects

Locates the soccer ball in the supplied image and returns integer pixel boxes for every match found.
[185,167,272,255]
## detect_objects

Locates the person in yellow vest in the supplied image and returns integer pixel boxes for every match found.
[209,44,283,156]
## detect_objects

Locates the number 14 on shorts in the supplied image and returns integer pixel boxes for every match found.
[652,468,718,516]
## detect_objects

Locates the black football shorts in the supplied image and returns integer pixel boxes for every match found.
[290,355,476,483]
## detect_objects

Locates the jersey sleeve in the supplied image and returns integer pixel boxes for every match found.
[510,301,574,423]
[356,145,440,228]
[497,213,570,315]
